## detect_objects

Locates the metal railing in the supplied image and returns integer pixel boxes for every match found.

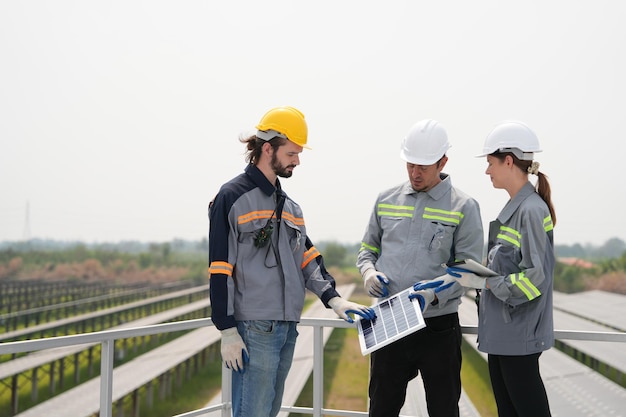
[1,318,625,417]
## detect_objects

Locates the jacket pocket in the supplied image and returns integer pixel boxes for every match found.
[238,218,270,247]
[283,219,303,252]
[424,221,456,252]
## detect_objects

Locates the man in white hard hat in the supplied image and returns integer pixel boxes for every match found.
[357,119,484,417]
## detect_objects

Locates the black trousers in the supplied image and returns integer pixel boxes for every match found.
[488,353,551,417]
[368,313,462,417]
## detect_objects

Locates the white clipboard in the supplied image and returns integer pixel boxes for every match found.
[445,259,499,277]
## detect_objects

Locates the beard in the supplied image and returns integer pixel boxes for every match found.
[271,153,294,178]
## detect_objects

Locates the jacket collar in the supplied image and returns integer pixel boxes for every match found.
[497,181,535,223]
[245,164,281,197]
[402,173,451,200]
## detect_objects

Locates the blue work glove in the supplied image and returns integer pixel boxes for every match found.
[408,276,456,312]
[363,269,390,297]
[220,327,249,373]
[446,266,487,289]
[328,297,377,323]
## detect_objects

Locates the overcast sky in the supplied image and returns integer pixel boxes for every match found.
[1,1,625,247]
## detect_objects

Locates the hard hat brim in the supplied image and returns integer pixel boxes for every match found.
[475,147,541,160]
[256,129,286,141]
[256,129,312,150]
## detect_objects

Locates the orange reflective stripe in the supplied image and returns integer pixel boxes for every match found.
[301,247,320,269]
[238,210,274,225]
[209,261,233,276]
[283,211,305,226]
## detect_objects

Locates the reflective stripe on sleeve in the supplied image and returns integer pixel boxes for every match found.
[510,271,541,300]
[360,241,380,254]
[302,246,320,269]
[544,215,554,232]
[209,261,233,276]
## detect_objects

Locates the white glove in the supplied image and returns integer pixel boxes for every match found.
[408,275,459,311]
[220,327,248,373]
[363,268,390,297]
[408,285,436,312]
[328,297,377,323]
[446,267,487,289]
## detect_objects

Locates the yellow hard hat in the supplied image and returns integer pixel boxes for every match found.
[256,106,309,149]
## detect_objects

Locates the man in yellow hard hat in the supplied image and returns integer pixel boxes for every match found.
[208,106,376,417]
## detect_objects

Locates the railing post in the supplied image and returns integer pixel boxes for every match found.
[100,339,115,417]
[221,363,232,417]
[312,324,324,417]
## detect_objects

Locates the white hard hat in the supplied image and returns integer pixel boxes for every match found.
[400,119,451,165]
[477,120,542,161]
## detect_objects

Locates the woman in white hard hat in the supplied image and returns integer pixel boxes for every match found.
[453,120,556,416]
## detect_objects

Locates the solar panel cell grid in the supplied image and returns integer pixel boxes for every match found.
[357,288,426,355]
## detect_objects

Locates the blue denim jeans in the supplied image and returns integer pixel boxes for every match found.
[232,320,298,417]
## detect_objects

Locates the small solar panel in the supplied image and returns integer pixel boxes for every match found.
[356,287,426,355]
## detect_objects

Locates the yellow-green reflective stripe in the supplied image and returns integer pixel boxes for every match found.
[379,211,413,217]
[422,207,464,225]
[497,233,521,247]
[510,271,541,300]
[379,203,414,210]
[544,215,554,232]
[500,226,521,238]
[498,226,521,248]
[360,242,380,254]
[377,203,414,218]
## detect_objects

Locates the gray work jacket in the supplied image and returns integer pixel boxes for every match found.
[480,181,555,355]
[356,174,484,318]
[208,164,339,330]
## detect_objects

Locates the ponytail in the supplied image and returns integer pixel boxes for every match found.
[240,134,287,165]
[535,171,557,226]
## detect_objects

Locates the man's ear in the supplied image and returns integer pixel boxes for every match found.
[262,141,273,157]
[438,155,449,171]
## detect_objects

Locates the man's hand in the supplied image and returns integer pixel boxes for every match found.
[363,269,390,297]
[220,327,249,373]
[446,267,487,289]
[408,286,436,312]
[408,275,457,311]
[328,297,377,323]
